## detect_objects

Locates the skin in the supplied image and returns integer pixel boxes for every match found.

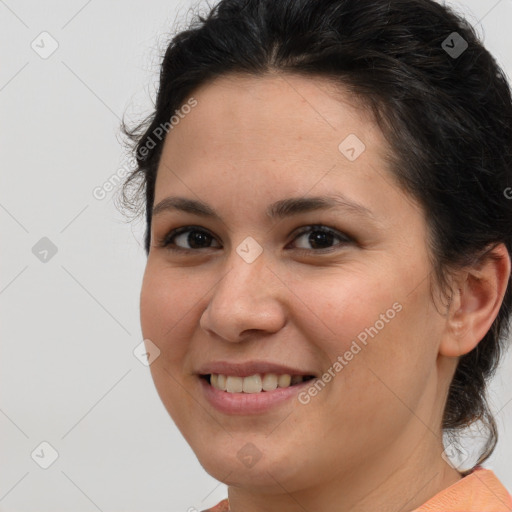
[139,72,511,512]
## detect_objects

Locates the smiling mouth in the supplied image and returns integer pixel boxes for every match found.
[200,373,316,393]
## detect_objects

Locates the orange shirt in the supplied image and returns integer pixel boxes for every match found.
[201,468,512,512]
[413,467,512,512]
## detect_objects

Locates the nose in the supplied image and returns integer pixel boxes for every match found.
[199,249,287,343]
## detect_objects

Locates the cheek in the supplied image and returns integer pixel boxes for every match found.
[287,264,403,351]
[139,265,197,370]
[140,270,167,342]
[289,263,437,401]
[140,263,192,335]
[322,286,439,432]
[140,266,202,425]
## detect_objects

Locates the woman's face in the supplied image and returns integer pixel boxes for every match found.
[140,73,453,493]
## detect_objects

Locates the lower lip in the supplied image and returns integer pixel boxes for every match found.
[199,377,313,415]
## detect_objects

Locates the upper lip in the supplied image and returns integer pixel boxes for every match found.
[196,361,317,378]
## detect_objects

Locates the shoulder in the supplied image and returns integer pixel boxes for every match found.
[200,498,230,512]
[414,467,512,511]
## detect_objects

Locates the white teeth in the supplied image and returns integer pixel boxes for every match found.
[242,374,262,393]
[278,374,291,387]
[226,376,243,393]
[262,373,278,391]
[209,373,307,393]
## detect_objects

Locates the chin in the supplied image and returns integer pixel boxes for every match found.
[193,439,313,493]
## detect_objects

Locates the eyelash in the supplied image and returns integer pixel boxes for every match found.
[156,224,353,255]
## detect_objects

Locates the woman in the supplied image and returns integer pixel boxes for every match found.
[119,0,512,510]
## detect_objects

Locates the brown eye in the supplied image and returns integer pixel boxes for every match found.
[290,225,352,252]
[159,226,221,252]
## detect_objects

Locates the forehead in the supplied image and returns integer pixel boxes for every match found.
[158,72,389,175]
[155,72,421,220]
[186,71,375,132]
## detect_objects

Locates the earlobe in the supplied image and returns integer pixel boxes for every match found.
[439,244,511,358]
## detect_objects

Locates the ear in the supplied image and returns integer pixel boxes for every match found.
[439,243,511,358]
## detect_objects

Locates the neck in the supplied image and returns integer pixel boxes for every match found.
[227,433,463,512]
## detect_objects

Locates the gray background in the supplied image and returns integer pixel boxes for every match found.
[1,1,511,511]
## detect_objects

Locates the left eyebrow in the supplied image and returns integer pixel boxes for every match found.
[151,194,376,221]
